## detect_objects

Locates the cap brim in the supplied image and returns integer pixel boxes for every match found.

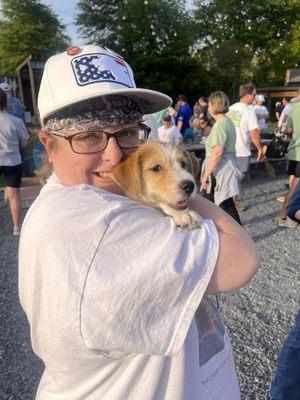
[42,88,172,123]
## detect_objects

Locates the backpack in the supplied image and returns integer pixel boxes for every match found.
[265,137,288,159]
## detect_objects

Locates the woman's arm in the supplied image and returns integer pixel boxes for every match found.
[189,194,260,294]
[201,146,223,190]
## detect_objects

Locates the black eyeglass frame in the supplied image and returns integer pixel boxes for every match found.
[44,123,151,154]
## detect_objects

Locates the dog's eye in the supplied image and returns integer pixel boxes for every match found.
[151,165,162,172]
[181,161,187,169]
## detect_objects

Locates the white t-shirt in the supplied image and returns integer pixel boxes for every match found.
[0,112,29,166]
[158,125,182,144]
[19,174,240,400]
[254,105,269,132]
[228,102,259,157]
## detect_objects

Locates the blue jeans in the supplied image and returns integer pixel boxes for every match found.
[268,309,300,400]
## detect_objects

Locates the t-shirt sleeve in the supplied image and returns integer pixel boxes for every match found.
[209,122,227,149]
[177,108,185,122]
[248,109,259,131]
[80,206,219,357]
[14,118,29,141]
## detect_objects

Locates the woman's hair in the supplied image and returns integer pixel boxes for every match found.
[208,91,230,114]
[190,115,200,129]
[0,88,7,110]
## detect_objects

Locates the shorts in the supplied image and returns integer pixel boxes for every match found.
[236,156,250,174]
[287,160,300,177]
[0,164,23,187]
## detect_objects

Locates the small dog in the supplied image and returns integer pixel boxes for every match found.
[112,142,202,229]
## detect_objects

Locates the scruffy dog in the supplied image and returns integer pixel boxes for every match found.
[112,142,202,229]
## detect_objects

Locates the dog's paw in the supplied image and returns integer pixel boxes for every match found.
[172,209,202,230]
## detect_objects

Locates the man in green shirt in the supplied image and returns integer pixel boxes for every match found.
[275,90,300,228]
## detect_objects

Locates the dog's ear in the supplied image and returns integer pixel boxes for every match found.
[182,150,200,180]
[112,151,143,201]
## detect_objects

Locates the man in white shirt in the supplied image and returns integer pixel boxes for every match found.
[158,114,182,145]
[254,94,269,134]
[227,83,263,211]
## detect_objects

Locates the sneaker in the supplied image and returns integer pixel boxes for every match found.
[276,196,286,203]
[274,217,298,229]
[13,226,21,236]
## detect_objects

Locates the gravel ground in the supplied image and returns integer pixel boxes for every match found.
[0,163,299,400]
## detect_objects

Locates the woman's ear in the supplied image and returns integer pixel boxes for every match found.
[38,131,54,163]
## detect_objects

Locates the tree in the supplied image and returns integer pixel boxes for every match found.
[193,0,300,91]
[75,0,201,99]
[0,0,70,75]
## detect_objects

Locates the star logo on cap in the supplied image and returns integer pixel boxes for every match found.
[67,46,81,56]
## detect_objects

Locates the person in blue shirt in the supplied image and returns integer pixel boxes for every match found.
[286,178,300,223]
[268,179,299,400]
[175,94,192,136]
[0,82,32,177]
[0,82,25,121]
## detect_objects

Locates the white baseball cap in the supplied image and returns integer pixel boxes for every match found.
[38,45,172,125]
[256,94,265,102]
[0,82,11,92]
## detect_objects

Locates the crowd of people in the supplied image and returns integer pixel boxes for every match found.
[150,85,300,230]
[0,44,298,399]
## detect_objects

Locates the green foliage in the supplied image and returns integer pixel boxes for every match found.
[0,0,70,75]
[76,0,210,100]
[193,0,300,88]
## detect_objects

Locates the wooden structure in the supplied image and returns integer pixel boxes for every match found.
[256,86,299,102]
[15,54,45,123]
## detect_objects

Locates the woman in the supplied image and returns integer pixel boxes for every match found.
[19,46,259,400]
[201,91,242,223]
[157,113,182,144]
[198,115,212,142]
[0,88,29,235]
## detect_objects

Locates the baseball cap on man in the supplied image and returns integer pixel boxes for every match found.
[38,45,172,126]
[0,82,11,92]
[177,94,187,102]
[256,94,265,102]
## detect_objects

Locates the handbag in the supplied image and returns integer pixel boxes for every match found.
[265,137,288,159]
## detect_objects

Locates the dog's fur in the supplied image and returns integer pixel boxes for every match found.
[112,142,202,229]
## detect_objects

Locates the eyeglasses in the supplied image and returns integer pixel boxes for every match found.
[45,123,151,154]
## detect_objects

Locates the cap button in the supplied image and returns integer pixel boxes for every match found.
[67,45,81,56]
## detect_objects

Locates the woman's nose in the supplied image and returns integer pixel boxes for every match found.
[102,136,123,164]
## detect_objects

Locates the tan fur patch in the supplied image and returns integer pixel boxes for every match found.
[112,142,197,206]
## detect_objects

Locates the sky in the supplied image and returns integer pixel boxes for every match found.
[41,0,83,45]
[42,0,195,46]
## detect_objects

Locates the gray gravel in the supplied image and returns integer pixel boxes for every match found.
[0,163,299,400]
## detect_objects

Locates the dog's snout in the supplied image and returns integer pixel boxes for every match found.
[180,180,195,195]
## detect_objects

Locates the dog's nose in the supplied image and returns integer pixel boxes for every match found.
[180,180,195,195]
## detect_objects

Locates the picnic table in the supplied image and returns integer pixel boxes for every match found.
[183,139,287,177]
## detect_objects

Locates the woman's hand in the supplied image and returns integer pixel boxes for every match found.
[200,178,208,191]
